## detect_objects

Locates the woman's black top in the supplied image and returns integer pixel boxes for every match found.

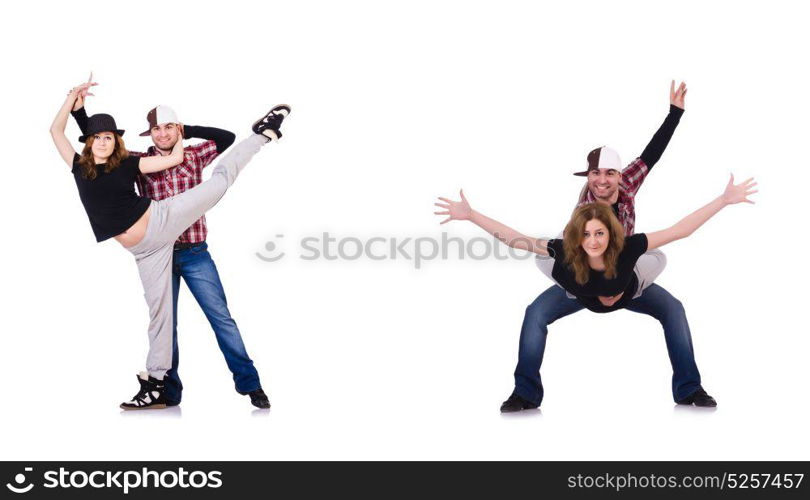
[547,234,649,313]
[71,153,151,242]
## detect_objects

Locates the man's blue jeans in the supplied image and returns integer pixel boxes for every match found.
[164,242,262,403]
[513,284,702,406]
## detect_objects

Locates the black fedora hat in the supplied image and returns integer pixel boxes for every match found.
[78,113,125,143]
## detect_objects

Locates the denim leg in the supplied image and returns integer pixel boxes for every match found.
[177,243,262,394]
[624,284,702,402]
[513,285,584,406]
[163,258,184,403]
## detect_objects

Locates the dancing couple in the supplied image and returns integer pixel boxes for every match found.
[436,82,757,411]
[50,77,289,410]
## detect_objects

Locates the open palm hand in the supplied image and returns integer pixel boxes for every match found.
[435,189,472,224]
[722,174,758,205]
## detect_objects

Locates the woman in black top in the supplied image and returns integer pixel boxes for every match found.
[435,175,757,310]
[52,84,187,245]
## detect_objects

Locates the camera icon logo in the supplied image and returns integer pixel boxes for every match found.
[5,467,34,494]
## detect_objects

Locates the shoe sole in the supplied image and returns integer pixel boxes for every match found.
[676,401,717,407]
[119,403,168,411]
[500,407,522,413]
[253,104,291,142]
[500,404,539,413]
[266,104,291,117]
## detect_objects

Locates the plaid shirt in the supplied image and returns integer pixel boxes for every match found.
[132,140,220,244]
[576,157,650,236]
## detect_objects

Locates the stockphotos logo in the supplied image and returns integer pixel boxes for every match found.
[5,467,34,494]
[5,466,222,495]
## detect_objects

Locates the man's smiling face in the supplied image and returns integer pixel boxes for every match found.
[150,122,181,153]
[587,168,620,202]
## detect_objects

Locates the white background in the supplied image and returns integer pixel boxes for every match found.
[0,0,807,460]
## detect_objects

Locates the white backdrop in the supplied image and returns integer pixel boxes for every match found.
[1,0,807,460]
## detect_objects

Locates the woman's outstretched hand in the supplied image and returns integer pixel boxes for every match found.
[435,189,472,224]
[721,174,758,205]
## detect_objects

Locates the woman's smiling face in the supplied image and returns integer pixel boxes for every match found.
[581,218,609,258]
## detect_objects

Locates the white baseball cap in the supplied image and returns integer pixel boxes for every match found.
[139,105,180,136]
[573,146,622,176]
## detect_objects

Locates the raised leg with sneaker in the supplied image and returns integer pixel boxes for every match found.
[252,104,290,141]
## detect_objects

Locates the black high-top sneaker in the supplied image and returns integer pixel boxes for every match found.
[120,372,168,410]
[252,104,291,141]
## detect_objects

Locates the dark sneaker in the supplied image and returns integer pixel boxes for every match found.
[252,104,291,141]
[120,372,167,410]
[676,388,717,407]
[500,393,539,413]
[246,389,271,409]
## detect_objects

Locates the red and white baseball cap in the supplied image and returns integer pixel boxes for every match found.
[139,105,180,136]
[573,146,622,176]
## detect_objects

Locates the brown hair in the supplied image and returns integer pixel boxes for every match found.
[77,133,129,180]
[562,203,625,285]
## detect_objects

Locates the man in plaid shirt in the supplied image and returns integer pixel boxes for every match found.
[502,81,716,412]
[72,103,271,409]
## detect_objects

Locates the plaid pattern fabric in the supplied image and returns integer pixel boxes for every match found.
[133,140,220,244]
[577,157,650,236]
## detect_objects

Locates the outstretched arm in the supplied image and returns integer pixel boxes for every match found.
[138,136,185,174]
[646,174,757,250]
[435,190,550,256]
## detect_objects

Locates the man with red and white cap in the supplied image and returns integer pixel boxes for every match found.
[501,81,717,412]
[71,96,286,409]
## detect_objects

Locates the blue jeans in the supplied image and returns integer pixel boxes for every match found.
[164,242,262,403]
[513,284,702,406]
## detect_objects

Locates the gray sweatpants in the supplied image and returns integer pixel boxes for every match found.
[125,134,268,378]
[535,232,667,299]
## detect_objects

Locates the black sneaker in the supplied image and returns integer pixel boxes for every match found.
[245,389,271,409]
[252,105,291,141]
[500,393,539,413]
[676,388,717,407]
[120,372,167,410]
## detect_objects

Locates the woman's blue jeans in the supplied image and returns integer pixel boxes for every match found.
[513,284,702,406]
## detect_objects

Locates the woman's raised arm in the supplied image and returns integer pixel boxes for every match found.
[50,84,94,167]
